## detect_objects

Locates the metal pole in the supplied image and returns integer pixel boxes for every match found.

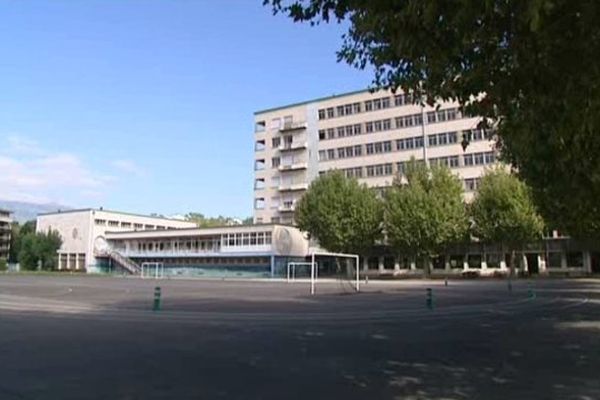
[311,253,315,295]
[355,255,360,292]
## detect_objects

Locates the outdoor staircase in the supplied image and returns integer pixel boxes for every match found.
[97,250,141,275]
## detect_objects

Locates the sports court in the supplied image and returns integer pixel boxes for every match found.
[0,275,599,399]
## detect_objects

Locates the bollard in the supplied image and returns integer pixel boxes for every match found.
[365,275,369,284]
[444,278,448,287]
[153,286,162,311]
[527,282,536,300]
[426,288,434,310]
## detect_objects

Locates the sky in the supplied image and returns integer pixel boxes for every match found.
[0,1,372,218]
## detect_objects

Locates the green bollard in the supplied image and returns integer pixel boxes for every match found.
[153,286,162,311]
[527,282,536,300]
[426,288,433,310]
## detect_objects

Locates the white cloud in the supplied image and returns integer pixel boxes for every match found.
[110,159,147,177]
[0,135,114,205]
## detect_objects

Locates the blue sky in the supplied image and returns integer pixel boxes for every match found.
[0,1,371,218]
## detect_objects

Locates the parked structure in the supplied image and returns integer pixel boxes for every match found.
[253,88,497,224]
[0,209,12,261]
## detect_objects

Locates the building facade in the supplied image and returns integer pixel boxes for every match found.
[0,209,12,261]
[253,88,496,224]
[36,209,197,271]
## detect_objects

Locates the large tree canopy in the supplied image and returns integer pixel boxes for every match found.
[265,0,600,237]
[295,171,383,254]
[384,161,469,273]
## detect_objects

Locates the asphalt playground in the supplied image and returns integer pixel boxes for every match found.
[0,274,599,399]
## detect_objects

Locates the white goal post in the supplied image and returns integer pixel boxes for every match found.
[287,262,316,283]
[309,251,360,295]
[141,262,165,279]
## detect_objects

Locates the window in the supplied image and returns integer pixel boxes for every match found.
[448,131,458,144]
[271,176,280,188]
[121,222,131,229]
[397,162,406,175]
[255,140,265,151]
[374,142,383,153]
[271,157,280,168]
[374,120,382,131]
[108,220,119,227]
[447,108,457,120]
[449,156,460,168]
[463,154,474,166]
[427,111,436,124]
[318,109,326,120]
[344,104,353,115]
[134,223,143,229]
[373,98,382,110]
[474,152,485,165]
[383,141,392,152]
[326,108,334,118]
[319,129,325,140]
[366,165,375,177]
[337,148,346,159]
[567,252,584,268]
[327,128,335,139]
[327,149,335,160]
[464,178,480,191]
[428,134,438,147]
[366,143,374,155]
[405,137,415,149]
[254,198,265,209]
[354,145,363,156]
[396,139,405,150]
[254,178,265,190]
[414,114,423,125]
[381,97,390,109]
[353,103,361,114]
[254,159,265,170]
[271,118,281,130]
[271,137,280,148]
[485,152,496,164]
[344,125,353,137]
[366,122,374,133]
[365,100,373,111]
[353,124,362,135]
[255,121,266,132]
[337,105,345,117]
[394,94,404,107]
[318,150,327,161]
[384,163,393,175]
[270,197,280,209]
[414,136,424,148]
[94,219,106,226]
[383,119,391,130]
[437,110,447,122]
[337,126,345,138]
[283,115,293,128]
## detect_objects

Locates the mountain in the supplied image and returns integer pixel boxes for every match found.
[0,200,71,223]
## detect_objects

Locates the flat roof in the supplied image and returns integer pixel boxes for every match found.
[37,208,196,224]
[254,88,373,115]
[105,223,296,238]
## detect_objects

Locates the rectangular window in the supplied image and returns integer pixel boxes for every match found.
[405,137,415,149]
[427,111,436,124]
[365,100,373,111]
[272,137,280,148]
[353,103,361,114]
[366,122,374,133]
[383,141,392,152]
[397,162,406,175]
[449,156,459,168]
[414,114,423,125]
[414,136,424,148]
[374,142,383,154]
[437,110,447,122]
[395,117,404,129]
[373,98,382,110]
[374,120,382,131]
[345,125,353,137]
[485,152,496,164]
[474,152,485,165]
[337,105,345,117]
[394,95,404,107]
[464,154,474,166]
[319,129,325,140]
[354,124,362,135]
[366,143,374,155]
[383,119,391,130]
[381,97,390,109]
[366,165,375,177]
[384,163,393,175]
[428,134,438,147]
[438,133,448,145]
[327,108,334,118]
[337,148,346,159]
[271,118,281,130]
[344,104,353,115]
[448,131,458,143]
[354,145,363,156]
[318,150,327,161]
[447,108,457,120]
[327,128,335,139]
[318,109,326,120]
[327,149,335,160]
[337,126,345,138]
[396,139,405,150]
[271,157,280,167]
[255,121,266,132]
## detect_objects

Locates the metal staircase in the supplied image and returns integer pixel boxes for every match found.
[97,250,141,275]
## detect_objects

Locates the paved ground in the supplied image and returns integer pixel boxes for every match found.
[0,275,599,399]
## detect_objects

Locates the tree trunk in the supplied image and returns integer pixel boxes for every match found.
[509,249,516,278]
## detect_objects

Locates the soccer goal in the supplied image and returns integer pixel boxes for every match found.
[287,262,317,283]
[141,262,165,279]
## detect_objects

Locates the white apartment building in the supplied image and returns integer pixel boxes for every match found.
[0,209,11,261]
[36,208,196,271]
[253,88,497,224]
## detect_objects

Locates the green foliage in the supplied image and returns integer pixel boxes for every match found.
[265,0,600,237]
[470,168,545,246]
[18,230,63,271]
[184,213,251,227]
[0,258,7,271]
[294,171,383,254]
[384,160,469,263]
[8,220,36,263]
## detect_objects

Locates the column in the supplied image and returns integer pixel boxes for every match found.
[394,256,400,273]
[583,251,592,273]
[75,254,80,271]
[66,253,71,270]
[378,256,384,274]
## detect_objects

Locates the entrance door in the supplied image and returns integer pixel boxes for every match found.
[525,253,539,275]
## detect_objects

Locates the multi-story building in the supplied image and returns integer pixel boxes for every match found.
[0,209,12,261]
[253,88,497,224]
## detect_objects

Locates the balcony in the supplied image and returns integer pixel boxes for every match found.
[278,162,308,172]
[278,202,296,213]
[278,182,309,192]
[279,121,307,132]
[278,142,308,152]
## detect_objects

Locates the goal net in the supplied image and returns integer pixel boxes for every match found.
[141,262,165,279]
[287,252,360,295]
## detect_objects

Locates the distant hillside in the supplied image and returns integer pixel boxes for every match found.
[0,200,71,223]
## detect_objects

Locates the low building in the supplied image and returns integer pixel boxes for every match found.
[36,208,197,271]
[102,224,309,278]
[0,209,12,261]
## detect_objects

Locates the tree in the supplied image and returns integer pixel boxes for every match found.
[469,168,545,276]
[265,0,600,238]
[18,230,63,271]
[384,160,468,275]
[294,170,383,255]
[8,220,36,263]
